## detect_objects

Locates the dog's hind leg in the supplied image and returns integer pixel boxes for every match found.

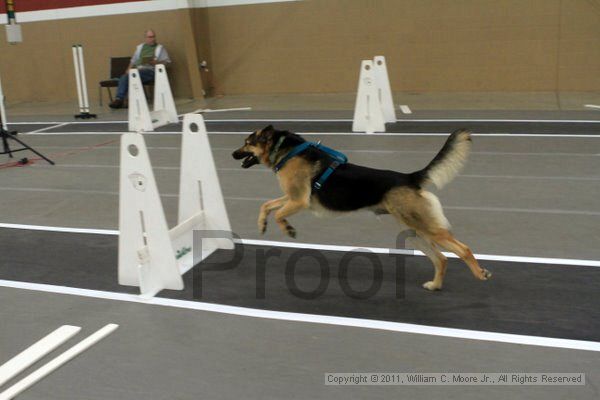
[384,188,490,286]
[429,230,491,281]
[258,195,288,234]
[409,233,447,291]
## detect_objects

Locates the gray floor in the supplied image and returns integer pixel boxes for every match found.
[1,287,598,400]
[1,131,598,260]
[1,117,599,399]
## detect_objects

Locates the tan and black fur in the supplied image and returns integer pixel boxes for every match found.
[232,126,491,290]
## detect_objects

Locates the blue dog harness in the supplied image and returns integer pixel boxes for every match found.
[273,141,348,190]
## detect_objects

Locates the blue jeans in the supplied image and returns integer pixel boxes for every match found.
[116,68,155,100]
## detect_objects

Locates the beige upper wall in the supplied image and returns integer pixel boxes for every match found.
[203,0,600,94]
[0,0,599,103]
[0,9,198,103]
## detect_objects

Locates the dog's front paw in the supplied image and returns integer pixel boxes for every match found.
[285,225,297,239]
[480,268,492,280]
[422,281,442,291]
[258,219,267,234]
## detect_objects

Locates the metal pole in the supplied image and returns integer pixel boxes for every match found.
[0,72,8,131]
[76,45,90,113]
[72,45,84,112]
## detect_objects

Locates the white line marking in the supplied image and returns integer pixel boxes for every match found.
[0,223,599,267]
[0,325,81,387]
[152,118,600,123]
[0,223,119,235]
[0,324,118,400]
[9,117,600,124]
[24,131,600,138]
[1,187,599,216]
[6,122,65,125]
[446,205,600,217]
[236,238,600,267]
[29,164,600,181]
[26,123,69,134]
[399,105,412,114]
[189,107,253,114]
[0,280,597,352]
[10,121,126,125]
[28,145,600,157]
[584,104,600,110]
[2,187,599,217]
[460,174,600,181]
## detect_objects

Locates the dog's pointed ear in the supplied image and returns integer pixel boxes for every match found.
[258,125,275,143]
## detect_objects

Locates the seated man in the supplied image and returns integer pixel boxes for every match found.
[109,29,171,109]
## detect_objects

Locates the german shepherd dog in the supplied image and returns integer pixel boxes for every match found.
[232,126,491,290]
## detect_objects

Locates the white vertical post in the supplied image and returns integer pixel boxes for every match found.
[76,45,90,113]
[352,60,385,134]
[373,55,397,123]
[71,45,84,113]
[153,64,178,124]
[0,72,8,131]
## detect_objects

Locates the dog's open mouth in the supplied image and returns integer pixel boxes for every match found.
[241,154,259,168]
[232,149,260,168]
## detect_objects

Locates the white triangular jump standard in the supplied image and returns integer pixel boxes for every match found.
[119,114,233,297]
[373,55,397,123]
[128,64,178,132]
[352,60,386,134]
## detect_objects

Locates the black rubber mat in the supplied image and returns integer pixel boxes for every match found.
[41,120,600,135]
[1,228,598,342]
[6,124,55,134]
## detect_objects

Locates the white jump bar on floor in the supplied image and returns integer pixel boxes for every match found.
[0,325,81,388]
[0,324,118,400]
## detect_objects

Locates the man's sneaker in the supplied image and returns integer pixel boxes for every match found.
[109,98,124,109]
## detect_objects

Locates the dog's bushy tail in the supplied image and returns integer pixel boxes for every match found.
[412,129,472,189]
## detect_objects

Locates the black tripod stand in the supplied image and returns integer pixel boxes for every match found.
[0,116,54,165]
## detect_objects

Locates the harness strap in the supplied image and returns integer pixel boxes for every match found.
[313,161,341,190]
[273,141,348,190]
[273,141,312,172]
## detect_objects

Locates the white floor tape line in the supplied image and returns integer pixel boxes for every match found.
[26,131,600,138]
[399,105,412,114]
[0,325,81,388]
[0,324,118,400]
[0,281,598,353]
[7,118,600,124]
[1,222,600,268]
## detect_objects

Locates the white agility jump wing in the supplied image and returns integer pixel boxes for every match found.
[119,114,233,297]
[175,114,234,272]
[352,60,385,134]
[128,65,178,132]
[118,132,183,296]
[153,64,178,124]
[373,56,397,123]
